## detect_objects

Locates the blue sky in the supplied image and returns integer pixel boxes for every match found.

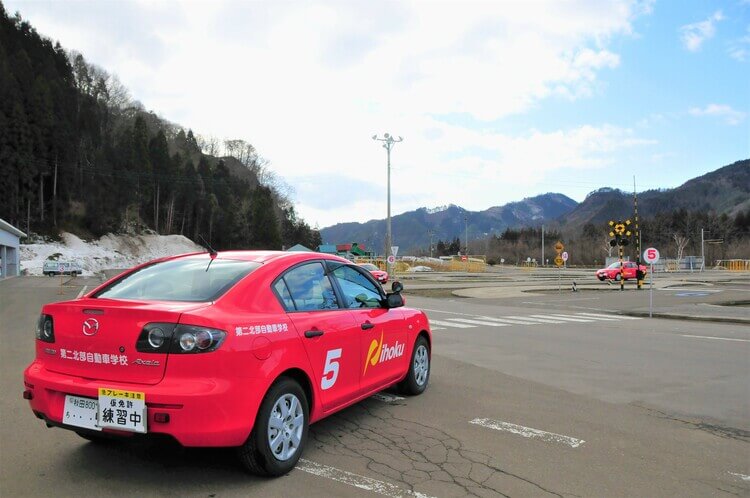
[8,0,749,227]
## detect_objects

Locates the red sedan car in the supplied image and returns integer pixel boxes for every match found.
[596,261,648,281]
[23,251,431,476]
[358,262,389,284]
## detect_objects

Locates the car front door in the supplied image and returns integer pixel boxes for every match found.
[275,261,361,412]
[327,263,407,396]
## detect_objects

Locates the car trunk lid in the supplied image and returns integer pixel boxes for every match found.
[42,298,209,385]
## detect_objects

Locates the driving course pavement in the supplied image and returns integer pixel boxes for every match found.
[1,276,748,497]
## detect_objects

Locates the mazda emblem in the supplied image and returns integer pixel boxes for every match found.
[82,318,99,336]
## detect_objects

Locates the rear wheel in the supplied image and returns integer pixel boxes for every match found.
[614,273,622,281]
[237,377,308,476]
[398,336,430,396]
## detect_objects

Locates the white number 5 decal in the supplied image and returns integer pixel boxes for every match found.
[321,348,342,390]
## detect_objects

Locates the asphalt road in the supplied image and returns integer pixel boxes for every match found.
[1,276,748,497]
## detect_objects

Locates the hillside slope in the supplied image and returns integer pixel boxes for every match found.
[561,159,750,231]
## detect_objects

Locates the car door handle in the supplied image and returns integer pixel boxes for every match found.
[304,329,324,338]
[361,322,375,330]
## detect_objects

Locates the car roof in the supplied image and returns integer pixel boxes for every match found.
[166,250,350,265]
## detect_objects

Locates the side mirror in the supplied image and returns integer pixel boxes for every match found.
[391,281,403,293]
[386,293,404,309]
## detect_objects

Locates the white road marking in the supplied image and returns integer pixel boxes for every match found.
[728,472,750,481]
[297,459,435,497]
[428,319,475,329]
[469,418,585,448]
[478,316,543,325]
[505,315,563,324]
[681,335,750,343]
[530,314,594,323]
[76,286,88,299]
[447,318,509,327]
[430,326,446,330]
[420,308,480,317]
[575,312,641,320]
[372,392,405,403]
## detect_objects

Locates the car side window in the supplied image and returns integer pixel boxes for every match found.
[273,279,295,311]
[331,265,383,309]
[279,262,339,311]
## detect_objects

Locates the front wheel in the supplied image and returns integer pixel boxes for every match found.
[398,336,430,396]
[237,377,309,476]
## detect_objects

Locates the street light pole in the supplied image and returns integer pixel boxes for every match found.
[372,133,403,275]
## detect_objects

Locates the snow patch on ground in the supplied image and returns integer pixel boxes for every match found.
[20,232,204,276]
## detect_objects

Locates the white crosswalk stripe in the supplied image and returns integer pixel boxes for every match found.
[427,311,635,330]
[447,318,509,327]
[429,319,475,329]
[575,312,641,320]
[505,315,564,324]
[476,316,542,325]
[531,314,594,323]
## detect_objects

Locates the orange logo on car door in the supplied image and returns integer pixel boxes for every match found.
[363,332,383,375]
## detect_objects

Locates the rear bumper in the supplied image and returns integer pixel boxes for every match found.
[23,360,262,447]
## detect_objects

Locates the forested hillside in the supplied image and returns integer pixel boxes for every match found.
[0,6,320,250]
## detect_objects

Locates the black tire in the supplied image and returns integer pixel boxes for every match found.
[614,273,622,281]
[597,276,605,281]
[237,377,309,476]
[398,336,431,396]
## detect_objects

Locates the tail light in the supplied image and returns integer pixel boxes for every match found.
[136,323,226,354]
[36,314,55,343]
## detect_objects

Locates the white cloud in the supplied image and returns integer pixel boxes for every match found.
[6,0,656,227]
[679,10,725,52]
[728,26,750,61]
[688,104,747,125]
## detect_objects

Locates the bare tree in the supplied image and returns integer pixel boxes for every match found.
[603,236,614,258]
[672,233,689,261]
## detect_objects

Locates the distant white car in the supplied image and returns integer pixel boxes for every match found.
[42,261,82,276]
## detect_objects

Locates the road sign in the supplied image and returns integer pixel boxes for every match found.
[643,247,660,264]
[554,256,564,267]
[554,241,564,252]
[461,255,468,262]
[391,246,399,257]
[561,251,569,262]
[500,258,505,264]
[387,255,396,265]
[58,263,64,273]
[526,257,531,263]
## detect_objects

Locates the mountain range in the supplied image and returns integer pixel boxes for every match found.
[320,159,749,252]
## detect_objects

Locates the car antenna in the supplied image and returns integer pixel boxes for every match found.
[198,235,218,272]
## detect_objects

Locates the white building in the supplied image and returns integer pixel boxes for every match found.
[0,219,26,278]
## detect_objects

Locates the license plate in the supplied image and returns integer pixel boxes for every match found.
[63,395,102,431]
[97,388,147,433]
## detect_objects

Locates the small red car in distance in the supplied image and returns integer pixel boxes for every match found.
[596,261,648,281]
[358,262,389,283]
[23,251,431,476]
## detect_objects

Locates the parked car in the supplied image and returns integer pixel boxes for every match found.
[43,261,82,276]
[23,251,431,476]
[596,261,648,281]
[358,262,389,283]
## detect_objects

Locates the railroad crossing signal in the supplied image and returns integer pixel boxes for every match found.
[608,220,632,247]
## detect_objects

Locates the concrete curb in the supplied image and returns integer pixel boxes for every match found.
[623,311,750,325]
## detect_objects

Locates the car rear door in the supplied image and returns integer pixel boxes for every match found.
[327,263,407,395]
[275,261,361,412]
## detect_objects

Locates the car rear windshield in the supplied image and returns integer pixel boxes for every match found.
[93,257,260,302]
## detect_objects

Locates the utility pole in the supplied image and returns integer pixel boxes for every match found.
[634,176,643,290]
[541,225,545,267]
[428,229,435,258]
[372,133,403,276]
[701,228,704,272]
